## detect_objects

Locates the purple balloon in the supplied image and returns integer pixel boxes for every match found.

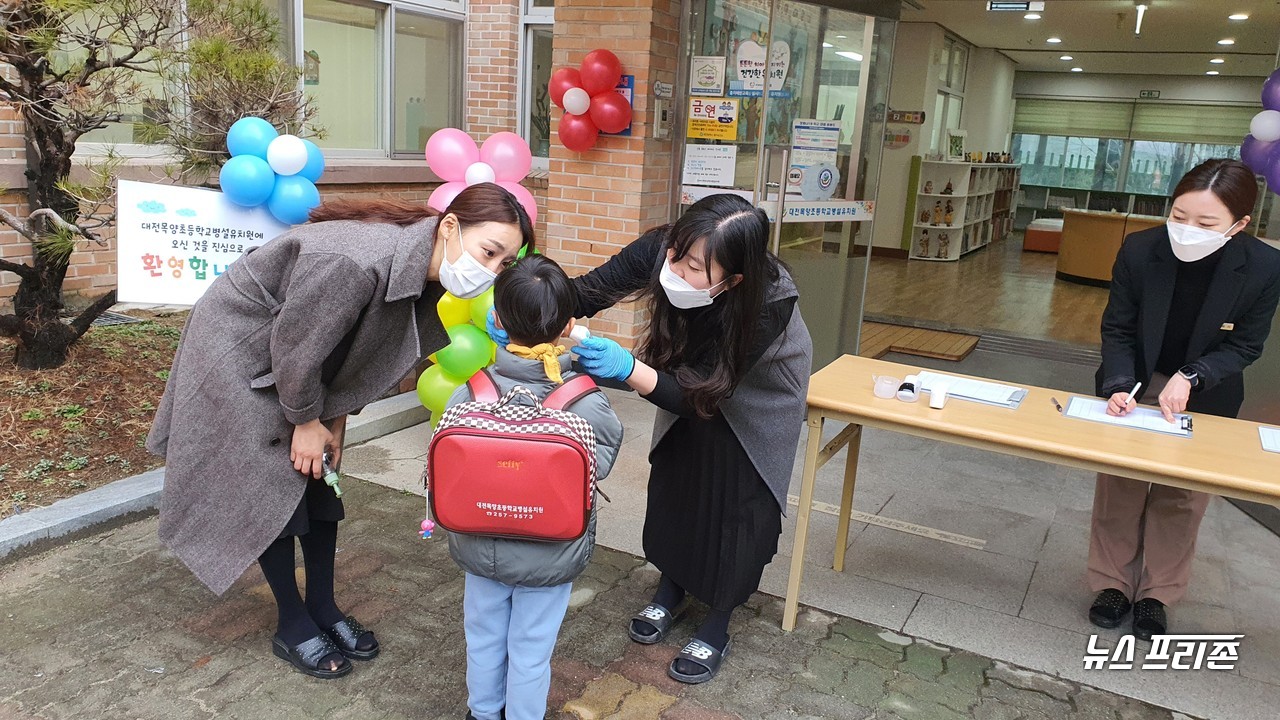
[1241,134,1280,174]
[1266,152,1280,196]
[1264,69,1280,112]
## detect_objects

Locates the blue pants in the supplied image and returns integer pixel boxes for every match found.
[463,573,572,720]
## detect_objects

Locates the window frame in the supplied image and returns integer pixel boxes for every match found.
[519,0,553,171]
[930,35,968,154]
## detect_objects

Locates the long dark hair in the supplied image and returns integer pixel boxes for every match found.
[494,255,573,345]
[636,194,779,418]
[309,182,536,252]
[1172,159,1257,222]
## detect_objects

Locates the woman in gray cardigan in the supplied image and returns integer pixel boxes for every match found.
[147,183,533,679]
[560,193,812,684]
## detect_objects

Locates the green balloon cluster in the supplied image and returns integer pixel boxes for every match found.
[416,288,500,425]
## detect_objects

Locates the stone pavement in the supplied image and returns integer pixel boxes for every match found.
[0,481,1192,720]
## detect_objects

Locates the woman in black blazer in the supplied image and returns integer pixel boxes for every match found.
[1088,159,1280,640]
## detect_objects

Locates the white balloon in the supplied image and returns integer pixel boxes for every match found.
[266,135,309,176]
[1250,110,1280,143]
[464,161,497,185]
[563,87,591,116]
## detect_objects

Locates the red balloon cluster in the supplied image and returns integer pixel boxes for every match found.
[549,50,632,152]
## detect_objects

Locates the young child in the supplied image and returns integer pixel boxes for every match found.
[444,255,624,720]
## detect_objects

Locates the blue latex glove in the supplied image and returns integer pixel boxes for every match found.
[485,309,510,348]
[572,335,636,382]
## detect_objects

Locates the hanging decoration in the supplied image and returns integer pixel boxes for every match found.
[424,129,537,222]
[218,117,325,226]
[549,49,632,152]
[1240,68,1280,194]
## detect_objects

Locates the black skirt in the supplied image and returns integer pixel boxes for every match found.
[642,414,782,611]
[279,479,345,538]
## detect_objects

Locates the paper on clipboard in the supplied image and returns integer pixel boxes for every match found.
[1260,426,1280,453]
[1064,397,1191,437]
[917,371,1027,409]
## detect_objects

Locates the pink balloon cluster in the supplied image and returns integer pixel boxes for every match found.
[425,129,537,222]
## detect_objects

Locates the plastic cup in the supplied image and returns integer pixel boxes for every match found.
[873,375,900,399]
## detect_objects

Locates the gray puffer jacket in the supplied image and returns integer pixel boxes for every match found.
[443,348,624,587]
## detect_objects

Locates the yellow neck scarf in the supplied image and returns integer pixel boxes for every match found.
[506,342,567,384]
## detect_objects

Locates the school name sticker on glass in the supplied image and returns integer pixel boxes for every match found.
[117,179,290,306]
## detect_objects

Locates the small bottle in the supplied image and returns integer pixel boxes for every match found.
[897,374,920,402]
[321,452,343,498]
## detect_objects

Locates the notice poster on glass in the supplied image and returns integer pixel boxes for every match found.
[687,98,740,141]
[682,144,738,188]
[787,119,841,199]
[116,179,289,306]
[690,56,726,97]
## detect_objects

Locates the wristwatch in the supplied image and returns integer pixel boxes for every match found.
[1177,364,1201,389]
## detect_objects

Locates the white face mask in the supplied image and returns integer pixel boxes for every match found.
[1166,220,1238,263]
[659,258,728,309]
[439,223,497,299]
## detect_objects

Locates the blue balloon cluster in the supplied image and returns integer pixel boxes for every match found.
[219,117,325,225]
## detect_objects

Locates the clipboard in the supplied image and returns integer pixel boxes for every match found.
[1063,396,1193,437]
[917,371,1028,410]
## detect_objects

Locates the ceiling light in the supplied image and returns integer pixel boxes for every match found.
[1134,4,1147,36]
[1210,58,1225,64]
[1071,67,1083,72]
[1206,71,1220,75]
[1024,13,1041,19]
[1059,55,1073,60]
[835,35,847,39]
[822,42,833,48]
[1228,13,1249,21]
[835,51,864,62]
[1047,37,1062,43]
[1218,38,1235,45]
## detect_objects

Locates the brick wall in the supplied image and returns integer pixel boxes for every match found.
[544,0,680,347]
[466,0,522,137]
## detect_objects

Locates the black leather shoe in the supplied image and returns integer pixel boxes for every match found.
[1088,589,1132,629]
[1132,598,1167,641]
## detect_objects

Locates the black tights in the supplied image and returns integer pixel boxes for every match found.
[257,521,369,667]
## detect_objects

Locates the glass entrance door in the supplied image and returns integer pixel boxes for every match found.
[678,0,896,367]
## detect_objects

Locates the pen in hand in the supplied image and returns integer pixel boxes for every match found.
[1118,381,1142,415]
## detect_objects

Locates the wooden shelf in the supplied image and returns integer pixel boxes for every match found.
[904,157,1021,263]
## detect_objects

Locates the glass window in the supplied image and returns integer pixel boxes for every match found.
[526,27,554,158]
[304,0,384,151]
[1013,134,1122,191]
[67,7,169,146]
[395,10,461,155]
[1125,141,1241,196]
[931,93,946,153]
[948,42,967,93]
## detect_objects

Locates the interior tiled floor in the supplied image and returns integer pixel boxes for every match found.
[863,234,1110,347]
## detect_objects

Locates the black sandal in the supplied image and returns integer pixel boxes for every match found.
[628,602,683,644]
[667,638,731,684]
[325,616,379,660]
[272,633,353,679]
[1132,598,1167,641]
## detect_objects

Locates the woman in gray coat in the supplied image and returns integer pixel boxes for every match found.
[147,182,533,679]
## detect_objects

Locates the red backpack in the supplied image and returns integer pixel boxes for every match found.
[426,370,601,542]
